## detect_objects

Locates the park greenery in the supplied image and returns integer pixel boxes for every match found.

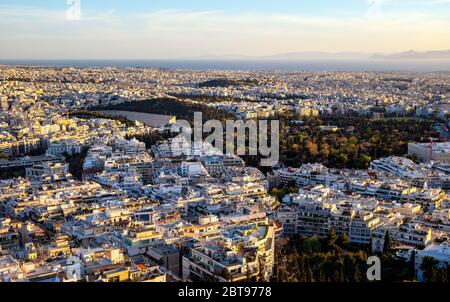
[272,229,416,282]
[278,114,438,169]
[87,97,439,172]
[63,147,89,180]
[93,98,235,124]
[197,78,260,88]
[0,167,25,180]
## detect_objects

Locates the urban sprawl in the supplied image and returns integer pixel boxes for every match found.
[1,66,450,282]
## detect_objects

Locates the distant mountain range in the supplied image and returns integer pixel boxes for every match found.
[260,52,370,60]
[370,50,450,60]
[197,50,450,61]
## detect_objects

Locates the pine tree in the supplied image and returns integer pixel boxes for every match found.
[326,228,338,251]
[333,270,340,282]
[383,231,391,255]
[368,237,374,254]
[305,259,314,282]
[319,271,326,282]
[300,256,307,282]
[354,266,361,282]
[409,250,416,280]
[307,265,314,282]
[421,256,437,282]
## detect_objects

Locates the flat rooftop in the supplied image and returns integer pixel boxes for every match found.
[410,142,450,153]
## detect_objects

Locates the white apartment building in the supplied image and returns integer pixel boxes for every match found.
[349,212,383,245]
[408,142,450,163]
[46,140,82,156]
[25,162,69,183]
[370,157,423,179]
[396,223,432,248]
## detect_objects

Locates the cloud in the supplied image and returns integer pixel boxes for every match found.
[0,4,64,20]
[0,4,116,22]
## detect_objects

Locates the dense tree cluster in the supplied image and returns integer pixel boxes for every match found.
[95,98,235,124]
[64,147,89,180]
[0,167,25,180]
[269,181,298,202]
[279,115,438,169]
[197,78,260,88]
[421,256,450,282]
[272,229,416,282]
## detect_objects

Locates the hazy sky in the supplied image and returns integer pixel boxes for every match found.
[1,0,450,59]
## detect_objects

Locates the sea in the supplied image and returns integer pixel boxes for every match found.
[1,59,450,72]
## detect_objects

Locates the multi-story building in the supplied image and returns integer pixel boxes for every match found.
[25,162,69,183]
[408,142,450,163]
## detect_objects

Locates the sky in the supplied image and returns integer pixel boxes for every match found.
[0,0,450,59]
